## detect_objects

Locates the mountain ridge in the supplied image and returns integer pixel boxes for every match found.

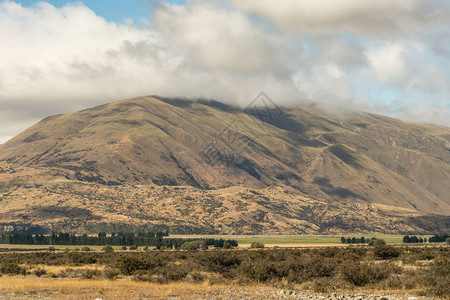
[0,96,449,234]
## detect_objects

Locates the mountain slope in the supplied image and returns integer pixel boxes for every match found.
[0,96,449,234]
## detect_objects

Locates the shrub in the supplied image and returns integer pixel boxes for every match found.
[368,238,386,246]
[129,245,138,251]
[48,246,56,252]
[0,262,26,275]
[102,245,114,252]
[57,270,68,278]
[341,262,392,286]
[422,256,450,297]
[310,277,337,293]
[185,272,206,282]
[133,272,165,283]
[122,246,127,250]
[81,268,101,279]
[250,242,265,249]
[180,240,207,250]
[116,256,165,276]
[33,268,47,277]
[374,245,400,260]
[239,261,278,282]
[162,267,190,281]
[201,252,242,274]
[379,274,403,290]
[81,247,90,252]
[104,266,120,280]
[223,242,232,249]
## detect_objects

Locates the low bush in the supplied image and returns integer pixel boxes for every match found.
[81,268,102,279]
[185,272,206,282]
[33,268,47,277]
[180,240,207,250]
[421,256,450,296]
[374,245,401,260]
[368,238,386,246]
[103,266,120,280]
[341,262,393,286]
[116,256,166,275]
[201,251,241,275]
[0,262,26,275]
[250,242,264,249]
[102,245,114,252]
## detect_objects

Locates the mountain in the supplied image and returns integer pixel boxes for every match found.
[0,96,449,234]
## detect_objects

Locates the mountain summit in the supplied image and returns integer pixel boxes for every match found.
[0,96,449,234]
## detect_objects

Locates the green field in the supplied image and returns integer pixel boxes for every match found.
[0,235,434,250]
[235,236,341,244]
[170,234,432,245]
[236,235,435,245]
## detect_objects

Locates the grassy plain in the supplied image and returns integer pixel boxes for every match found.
[169,235,432,246]
[0,235,434,251]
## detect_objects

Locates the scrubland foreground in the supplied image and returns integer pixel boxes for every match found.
[0,245,448,299]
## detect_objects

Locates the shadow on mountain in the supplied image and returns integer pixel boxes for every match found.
[329,145,363,169]
[404,215,450,233]
[254,111,309,135]
[313,177,365,200]
[153,95,241,113]
[28,206,102,220]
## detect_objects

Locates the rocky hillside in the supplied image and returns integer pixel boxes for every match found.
[0,96,449,234]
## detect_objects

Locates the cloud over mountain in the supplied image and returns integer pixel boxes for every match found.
[0,0,449,142]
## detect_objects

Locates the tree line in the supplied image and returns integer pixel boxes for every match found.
[427,233,449,243]
[403,233,449,243]
[341,233,450,245]
[0,232,238,249]
[0,231,167,246]
[403,236,426,243]
[340,237,367,244]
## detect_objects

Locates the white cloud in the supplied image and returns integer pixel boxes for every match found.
[230,0,449,36]
[367,43,411,86]
[315,39,366,67]
[0,0,449,142]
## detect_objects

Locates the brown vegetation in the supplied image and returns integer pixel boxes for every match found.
[0,246,448,297]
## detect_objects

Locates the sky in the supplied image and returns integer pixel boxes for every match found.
[0,0,449,143]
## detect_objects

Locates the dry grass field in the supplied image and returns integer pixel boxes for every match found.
[0,278,254,299]
[0,277,429,300]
